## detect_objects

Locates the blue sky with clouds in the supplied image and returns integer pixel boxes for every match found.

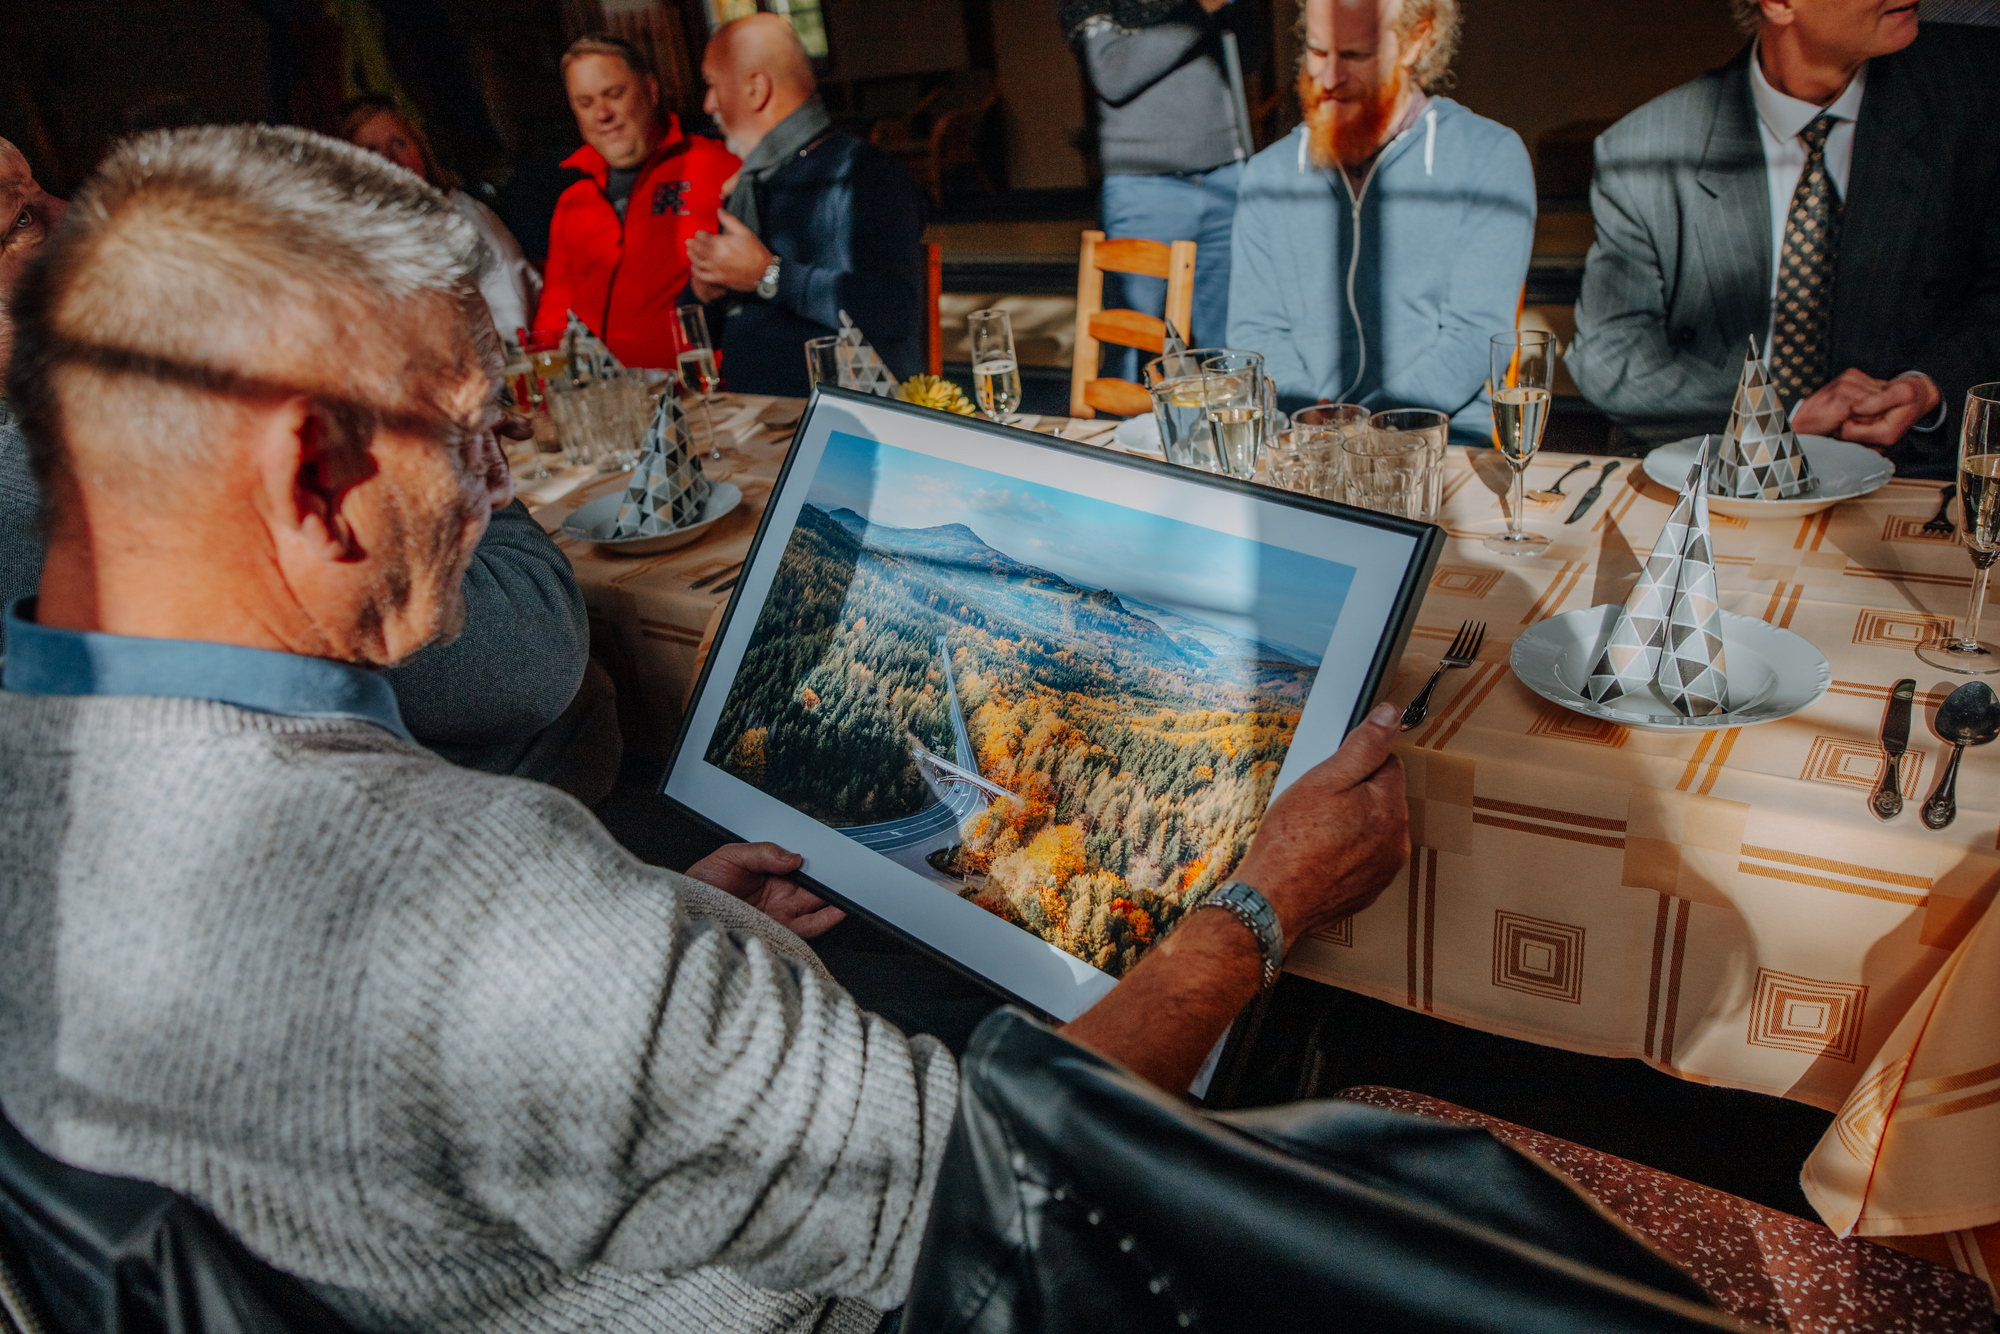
[802,431,1352,660]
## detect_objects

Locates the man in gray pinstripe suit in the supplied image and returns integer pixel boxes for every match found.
[1566,0,2000,478]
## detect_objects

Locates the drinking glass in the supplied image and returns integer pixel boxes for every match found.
[1485,330,1556,556]
[674,304,725,469]
[1293,403,1369,436]
[967,309,1020,421]
[544,381,592,470]
[1342,429,1428,519]
[1200,352,1270,479]
[1149,373,1227,470]
[804,335,842,389]
[1267,422,1344,499]
[1372,407,1449,521]
[1919,383,2000,674]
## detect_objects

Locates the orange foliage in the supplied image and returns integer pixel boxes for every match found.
[1107,897,1154,944]
[1024,824,1087,886]
[800,687,821,710]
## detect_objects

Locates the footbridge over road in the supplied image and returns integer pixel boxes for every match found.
[842,636,1013,862]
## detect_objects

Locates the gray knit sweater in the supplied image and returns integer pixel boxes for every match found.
[0,692,956,1333]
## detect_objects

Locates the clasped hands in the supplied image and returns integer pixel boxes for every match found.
[1793,368,1940,447]
[685,209,773,305]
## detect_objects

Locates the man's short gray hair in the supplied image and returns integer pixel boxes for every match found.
[1730,0,1763,33]
[5,123,492,494]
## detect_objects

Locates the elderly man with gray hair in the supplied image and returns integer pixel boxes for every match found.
[0,132,604,794]
[0,127,1408,1333]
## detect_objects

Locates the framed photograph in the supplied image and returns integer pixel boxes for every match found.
[663,388,1440,1027]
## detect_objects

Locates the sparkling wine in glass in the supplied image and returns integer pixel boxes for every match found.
[1918,383,2000,674]
[674,304,726,471]
[967,308,1020,422]
[1484,331,1556,556]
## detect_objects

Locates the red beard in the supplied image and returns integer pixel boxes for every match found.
[1298,67,1405,172]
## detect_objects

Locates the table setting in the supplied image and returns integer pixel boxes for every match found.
[508,307,2000,1274]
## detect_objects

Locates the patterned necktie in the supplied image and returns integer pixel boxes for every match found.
[1768,112,1843,409]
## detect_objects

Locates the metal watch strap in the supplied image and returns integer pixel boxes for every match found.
[756,256,781,299]
[1198,880,1284,988]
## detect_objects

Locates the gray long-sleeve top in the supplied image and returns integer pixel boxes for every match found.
[1074,0,1262,176]
[0,400,586,766]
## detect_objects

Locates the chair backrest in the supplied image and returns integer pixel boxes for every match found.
[1069,230,1196,420]
[0,1104,351,1334]
[905,1009,1740,1334]
[924,242,944,377]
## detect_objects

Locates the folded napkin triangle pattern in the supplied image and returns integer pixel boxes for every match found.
[562,310,623,384]
[1161,318,1188,357]
[1714,336,1814,500]
[836,310,899,397]
[612,390,709,538]
[1583,437,1729,717]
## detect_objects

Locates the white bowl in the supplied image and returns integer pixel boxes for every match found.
[1112,414,1164,456]
[1644,434,1894,520]
[1511,604,1830,732]
[560,481,742,556]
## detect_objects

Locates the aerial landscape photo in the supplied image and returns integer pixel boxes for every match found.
[706,431,1355,979]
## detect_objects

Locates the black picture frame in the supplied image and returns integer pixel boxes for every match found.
[656,387,1442,1087]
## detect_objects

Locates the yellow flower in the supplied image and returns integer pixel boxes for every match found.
[898,374,978,416]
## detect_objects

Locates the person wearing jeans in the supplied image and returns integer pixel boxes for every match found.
[1065,0,1262,382]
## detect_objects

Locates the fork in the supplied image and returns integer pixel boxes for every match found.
[1923,484,1958,536]
[1527,460,1590,503]
[1400,620,1486,732]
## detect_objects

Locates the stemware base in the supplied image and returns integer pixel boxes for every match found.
[1917,640,2000,675]
[1481,529,1552,557]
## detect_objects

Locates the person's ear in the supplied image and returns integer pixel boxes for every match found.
[252,397,377,564]
[645,74,661,111]
[1759,0,1796,26]
[1400,18,1431,71]
[747,69,773,114]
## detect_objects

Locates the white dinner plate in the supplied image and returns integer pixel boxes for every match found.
[561,481,742,556]
[1510,604,1830,732]
[1644,434,1894,520]
[1112,414,1164,456]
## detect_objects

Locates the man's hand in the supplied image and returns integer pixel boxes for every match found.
[686,211,774,295]
[688,841,846,940]
[1793,368,1940,449]
[1058,704,1407,1093]
[1233,702,1407,946]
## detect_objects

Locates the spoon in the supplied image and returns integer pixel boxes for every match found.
[1921,681,2000,829]
[1527,460,1591,503]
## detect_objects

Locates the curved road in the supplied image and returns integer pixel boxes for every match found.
[840,636,994,860]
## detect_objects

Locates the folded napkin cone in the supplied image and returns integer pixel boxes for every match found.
[562,310,623,384]
[612,390,710,539]
[1713,336,1814,500]
[835,310,899,397]
[1583,437,1729,717]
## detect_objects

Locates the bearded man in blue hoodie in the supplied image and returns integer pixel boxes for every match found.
[1227,0,1535,441]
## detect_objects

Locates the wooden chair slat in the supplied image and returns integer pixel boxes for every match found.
[1083,377,1154,419]
[1087,309,1168,354]
[1091,237,1174,280]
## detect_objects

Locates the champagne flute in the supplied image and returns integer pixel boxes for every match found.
[1485,330,1555,557]
[967,308,1020,422]
[674,304,726,472]
[1918,383,2000,674]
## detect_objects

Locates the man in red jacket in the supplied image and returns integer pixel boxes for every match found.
[533,35,737,370]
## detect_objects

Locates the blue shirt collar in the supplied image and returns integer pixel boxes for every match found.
[2,598,414,743]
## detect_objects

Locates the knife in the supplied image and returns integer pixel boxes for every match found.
[1563,462,1621,524]
[1870,678,1917,820]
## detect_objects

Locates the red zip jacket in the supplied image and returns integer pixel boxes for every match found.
[532,119,738,370]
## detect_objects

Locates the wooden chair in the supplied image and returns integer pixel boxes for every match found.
[1069,230,1197,419]
[924,241,943,377]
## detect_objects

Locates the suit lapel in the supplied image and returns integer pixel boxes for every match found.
[1833,49,1932,373]
[1691,55,1771,352]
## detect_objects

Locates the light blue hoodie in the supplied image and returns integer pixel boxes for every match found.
[1227,97,1537,442]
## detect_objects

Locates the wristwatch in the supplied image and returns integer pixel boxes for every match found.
[755,255,782,300]
[1198,881,1285,988]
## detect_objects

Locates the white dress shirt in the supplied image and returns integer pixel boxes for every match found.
[1749,46,1941,428]
[449,189,543,345]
